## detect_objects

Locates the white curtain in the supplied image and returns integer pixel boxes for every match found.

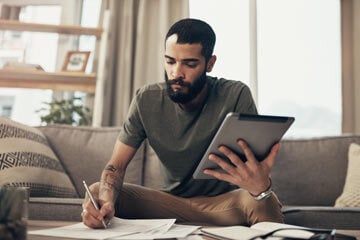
[341,0,360,134]
[0,4,21,19]
[98,0,189,126]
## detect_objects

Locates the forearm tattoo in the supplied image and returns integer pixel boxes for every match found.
[104,165,117,172]
[99,165,123,197]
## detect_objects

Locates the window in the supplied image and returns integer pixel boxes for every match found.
[0,3,63,125]
[0,0,101,126]
[257,0,341,138]
[0,5,61,70]
[78,0,102,72]
[189,0,341,138]
[189,0,250,84]
[0,95,14,117]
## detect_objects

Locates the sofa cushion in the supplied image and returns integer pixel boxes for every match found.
[335,143,360,207]
[29,197,83,221]
[38,125,145,197]
[0,117,77,198]
[272,135,360,206]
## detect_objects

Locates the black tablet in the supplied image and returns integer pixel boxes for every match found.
[192,113,295,179]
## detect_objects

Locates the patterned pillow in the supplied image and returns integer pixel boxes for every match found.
[335,143,360,207]
[0,117,78,198]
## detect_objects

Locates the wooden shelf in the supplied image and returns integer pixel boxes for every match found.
[0,20,103,38]
[0,69,96,93]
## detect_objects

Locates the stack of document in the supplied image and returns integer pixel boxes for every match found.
[29,217,200,240]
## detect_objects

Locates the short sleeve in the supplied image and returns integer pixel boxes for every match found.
[234,85,258,114]
[118,91,147,148]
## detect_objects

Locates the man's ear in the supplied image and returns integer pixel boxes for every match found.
[206,55,217,72]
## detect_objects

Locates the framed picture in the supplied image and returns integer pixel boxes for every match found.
[62,51,90,72]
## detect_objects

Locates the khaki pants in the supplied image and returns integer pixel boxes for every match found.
[89,182,284,226]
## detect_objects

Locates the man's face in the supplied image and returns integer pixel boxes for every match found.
[164,34,208,104]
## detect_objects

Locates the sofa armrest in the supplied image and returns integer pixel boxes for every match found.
[282,206,360,230]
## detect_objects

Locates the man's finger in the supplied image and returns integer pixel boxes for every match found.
[99,203,114,221]
[217,145,246,168]
[237,140,257,164]
[82,208,104,229]
[263,143,280,169]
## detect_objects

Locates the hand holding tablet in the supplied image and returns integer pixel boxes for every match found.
[192,113,295,179]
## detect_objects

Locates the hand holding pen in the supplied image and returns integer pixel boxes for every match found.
[82,180,108,229]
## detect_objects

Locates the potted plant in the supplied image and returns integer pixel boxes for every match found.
[36,97,92,126]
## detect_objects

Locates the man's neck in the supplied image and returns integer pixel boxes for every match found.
[179,83,208,112]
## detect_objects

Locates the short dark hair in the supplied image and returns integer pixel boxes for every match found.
[165,18,216,61]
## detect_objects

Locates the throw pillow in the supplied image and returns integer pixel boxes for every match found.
[0,117,78,198]
[335,143,360,207]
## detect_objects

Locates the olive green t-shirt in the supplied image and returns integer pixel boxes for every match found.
[118,77,257,197]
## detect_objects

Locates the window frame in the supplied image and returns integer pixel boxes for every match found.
[0,0,83,71]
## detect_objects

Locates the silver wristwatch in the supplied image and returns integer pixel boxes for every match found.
[250,178,273,201]
[252,188,273,201]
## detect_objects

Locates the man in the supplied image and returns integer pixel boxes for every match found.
[82,18,284,228]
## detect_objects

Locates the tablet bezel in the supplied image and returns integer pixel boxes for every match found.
[192,112,295,179]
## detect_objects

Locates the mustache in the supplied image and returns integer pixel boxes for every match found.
[166,78,191,87]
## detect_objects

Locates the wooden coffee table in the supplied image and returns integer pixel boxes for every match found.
[27,220,360,240]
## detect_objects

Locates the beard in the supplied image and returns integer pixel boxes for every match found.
[165,71,207,104]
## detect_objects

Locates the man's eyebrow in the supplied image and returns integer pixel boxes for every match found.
[164,55,174,60]
[182,58,200,63]
[164,55,200,62]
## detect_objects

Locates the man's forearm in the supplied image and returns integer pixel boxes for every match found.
[99,164,124,204]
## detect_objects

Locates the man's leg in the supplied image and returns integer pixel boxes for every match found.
[89,183,283,226]
[88,182,193,222]
[187,188,284,226]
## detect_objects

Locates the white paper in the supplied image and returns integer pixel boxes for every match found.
[28,217,176,240]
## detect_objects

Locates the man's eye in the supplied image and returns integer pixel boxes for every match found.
[186,63,197,68]
[166,61,175,65]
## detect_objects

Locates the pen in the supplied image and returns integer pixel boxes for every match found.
[82,180,107,229]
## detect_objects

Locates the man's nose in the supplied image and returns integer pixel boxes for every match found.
[171,63,184,79]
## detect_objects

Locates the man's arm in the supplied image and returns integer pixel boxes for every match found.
[82,140,137,228]
[99,140,137,204]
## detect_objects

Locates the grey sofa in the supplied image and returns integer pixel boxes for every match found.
[29,125,360,229]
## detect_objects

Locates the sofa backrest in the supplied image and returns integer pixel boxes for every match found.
[39,125,360,207]
[38,125,145,197]
[142,135,360,207]
[272,135,360,206]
